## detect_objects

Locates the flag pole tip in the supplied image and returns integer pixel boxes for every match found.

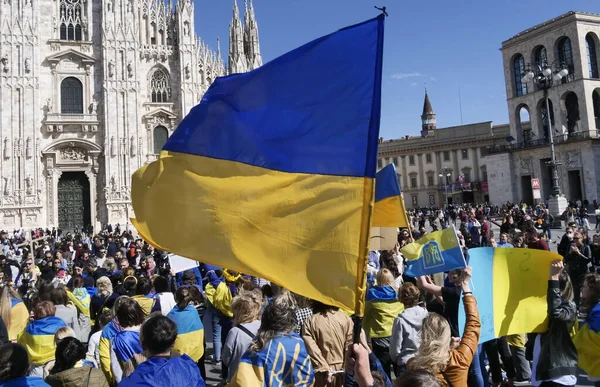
[374,5,388,17]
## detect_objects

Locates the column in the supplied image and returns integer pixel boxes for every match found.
[417,153,425,188]
[47,169,62,227]
[472,147,480,181]
[452,150,459,178]
[85,169,100,232]
[400,156,408,190]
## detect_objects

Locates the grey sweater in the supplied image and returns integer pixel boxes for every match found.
[54,304,81,340]
[389,306,428,366]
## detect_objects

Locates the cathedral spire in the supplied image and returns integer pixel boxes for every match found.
[421,90,436,137]
[243,0,262,70]
[228,0,247,74]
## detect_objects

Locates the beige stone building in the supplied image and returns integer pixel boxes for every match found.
[377,92,510,208]
[485,11,600,205]
[0,0,261,231]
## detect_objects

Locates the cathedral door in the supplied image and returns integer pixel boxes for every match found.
[57,172,91,232]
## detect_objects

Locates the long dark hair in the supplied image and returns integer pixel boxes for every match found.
[249,302,295,353]
[175,286,193,310]
[50,337,86,374]
[379,250,401,278]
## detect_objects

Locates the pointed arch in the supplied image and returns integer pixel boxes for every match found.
[59,0,83,41]
[149,67,171,103]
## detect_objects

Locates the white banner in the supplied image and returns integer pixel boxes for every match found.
[169,254,199,273]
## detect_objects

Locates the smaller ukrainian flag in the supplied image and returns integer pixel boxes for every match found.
[99,320,120,383]
[17,316,66,365]
[401,227,465,277]
[167,305,205,362]
[9,297,29,341]
[372,164,409,228]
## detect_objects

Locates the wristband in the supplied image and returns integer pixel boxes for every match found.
[463,291,473,296]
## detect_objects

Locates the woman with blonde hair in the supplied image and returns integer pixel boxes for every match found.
[91,276,118,328]
[223,289,263,383]
[0,283,29,341]
[408,267,480,386]
[363,269,404,379]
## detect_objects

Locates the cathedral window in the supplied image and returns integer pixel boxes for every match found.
[59,0,83,41]
[153,126,169,154]
[61,77,83,114]
[149,69,171,103]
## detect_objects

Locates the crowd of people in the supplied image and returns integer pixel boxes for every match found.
[0,202,598,387]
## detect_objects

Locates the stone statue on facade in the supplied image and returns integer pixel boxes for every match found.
[46,98,53,113]
[3,138,9,159]
[108,60,115,77]
[26,137,32,159]
[127,62,133,78]
[25,176,33,195]
[3,177,11,195]
[24,58,31,73]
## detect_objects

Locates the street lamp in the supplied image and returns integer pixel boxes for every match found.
[439,168,452,210]
[521,60,569,220]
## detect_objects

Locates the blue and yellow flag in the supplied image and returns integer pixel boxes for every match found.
[228,333,314,387]
[131,16,385,314]
[9,297,29,341]
[401,227,465,277]
[17,316,66,365]
[373,164,409,228]
[167,305,205,362]
[99,320,120,384]
[459,247,562,343]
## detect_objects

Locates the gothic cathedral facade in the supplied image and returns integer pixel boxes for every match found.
[0,0,261,231]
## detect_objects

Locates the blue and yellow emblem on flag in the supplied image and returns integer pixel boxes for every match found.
[131,15,385,313]
[372,164,409,228]
[459,247,562,343]
[228,333,314,387]
[401,227,465,277]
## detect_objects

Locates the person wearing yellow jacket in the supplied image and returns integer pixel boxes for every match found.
[573,273,600,387]
[363,269,403,380]
[204,269,239,370]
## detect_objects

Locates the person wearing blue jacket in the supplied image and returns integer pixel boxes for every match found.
[119,315,205,387]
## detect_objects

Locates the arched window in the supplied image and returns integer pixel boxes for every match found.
[61,77,83,114]
[593,90,600,129]
[153,126,169,154]
[565,92,580,134]
[513,54,527,97]
[516,105,531,143]
[149,69,171,103]
[534,46,547,67]
[558,37,575,83]
[587,34,599,79]
[538,98,555,140]
[59,0,83,41]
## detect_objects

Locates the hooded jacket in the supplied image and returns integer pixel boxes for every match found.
[45,365,109,387]
[573,301,600,378]
[389,305,428,366]
[118,354,205,387]
[363,286,404,339]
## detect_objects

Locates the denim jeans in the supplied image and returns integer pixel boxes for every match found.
[208,302,223,361]
[468,344,487,387]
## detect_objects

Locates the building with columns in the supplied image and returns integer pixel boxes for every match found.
[0,0,261,231]
[377,92,510,209]
[485,11,600,205]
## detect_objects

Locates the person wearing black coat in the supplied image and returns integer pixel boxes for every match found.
[529,260,578,385]
[563,231,592,308]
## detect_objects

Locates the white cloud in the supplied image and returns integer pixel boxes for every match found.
[391,72,423,80]
[430,77,438,82]
[410,82,418,87]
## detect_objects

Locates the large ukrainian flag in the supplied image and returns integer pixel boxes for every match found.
[459,247,562,343]
[9,297,29,341]
[131,15,385,313]
[17,316,66,365]
[373,164,409,228]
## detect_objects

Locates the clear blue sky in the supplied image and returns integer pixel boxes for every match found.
[194,0,597,139]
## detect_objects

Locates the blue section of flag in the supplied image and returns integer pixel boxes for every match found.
[458,247,495,343]
[163,15,384,179]
[375,164,401,202]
